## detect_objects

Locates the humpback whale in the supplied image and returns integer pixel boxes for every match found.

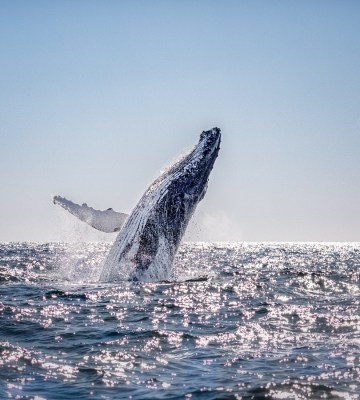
[54,127,221,281]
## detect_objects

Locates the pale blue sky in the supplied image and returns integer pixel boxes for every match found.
[1,1,360,242]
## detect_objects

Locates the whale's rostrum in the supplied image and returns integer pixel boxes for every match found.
[100,127,221,282]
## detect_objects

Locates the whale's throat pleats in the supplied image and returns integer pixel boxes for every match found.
[134,218,159,272]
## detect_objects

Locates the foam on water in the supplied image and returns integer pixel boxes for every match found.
[1,242,360,399]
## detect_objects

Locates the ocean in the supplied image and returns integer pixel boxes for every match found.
[0,242,359,399]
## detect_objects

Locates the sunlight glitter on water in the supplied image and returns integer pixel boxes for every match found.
[1,242,360,398]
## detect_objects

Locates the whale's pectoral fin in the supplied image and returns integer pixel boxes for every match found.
[53,195,128,233]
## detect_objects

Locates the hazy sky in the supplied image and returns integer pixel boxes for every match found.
[1,1,360,242]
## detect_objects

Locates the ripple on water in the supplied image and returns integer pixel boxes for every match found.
[0,242,360,399]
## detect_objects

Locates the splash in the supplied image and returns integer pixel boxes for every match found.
[52,242,109,283]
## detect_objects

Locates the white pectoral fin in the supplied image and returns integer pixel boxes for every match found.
[53,195,128,233]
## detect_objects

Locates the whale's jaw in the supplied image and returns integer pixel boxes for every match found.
[99,128,221,282]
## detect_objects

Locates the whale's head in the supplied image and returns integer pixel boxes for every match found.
[147,127,221,248]
[171,127,221,204]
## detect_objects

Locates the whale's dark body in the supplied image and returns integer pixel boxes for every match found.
[100,128,221,281]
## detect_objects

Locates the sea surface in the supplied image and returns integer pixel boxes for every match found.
[0,242,360,399]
